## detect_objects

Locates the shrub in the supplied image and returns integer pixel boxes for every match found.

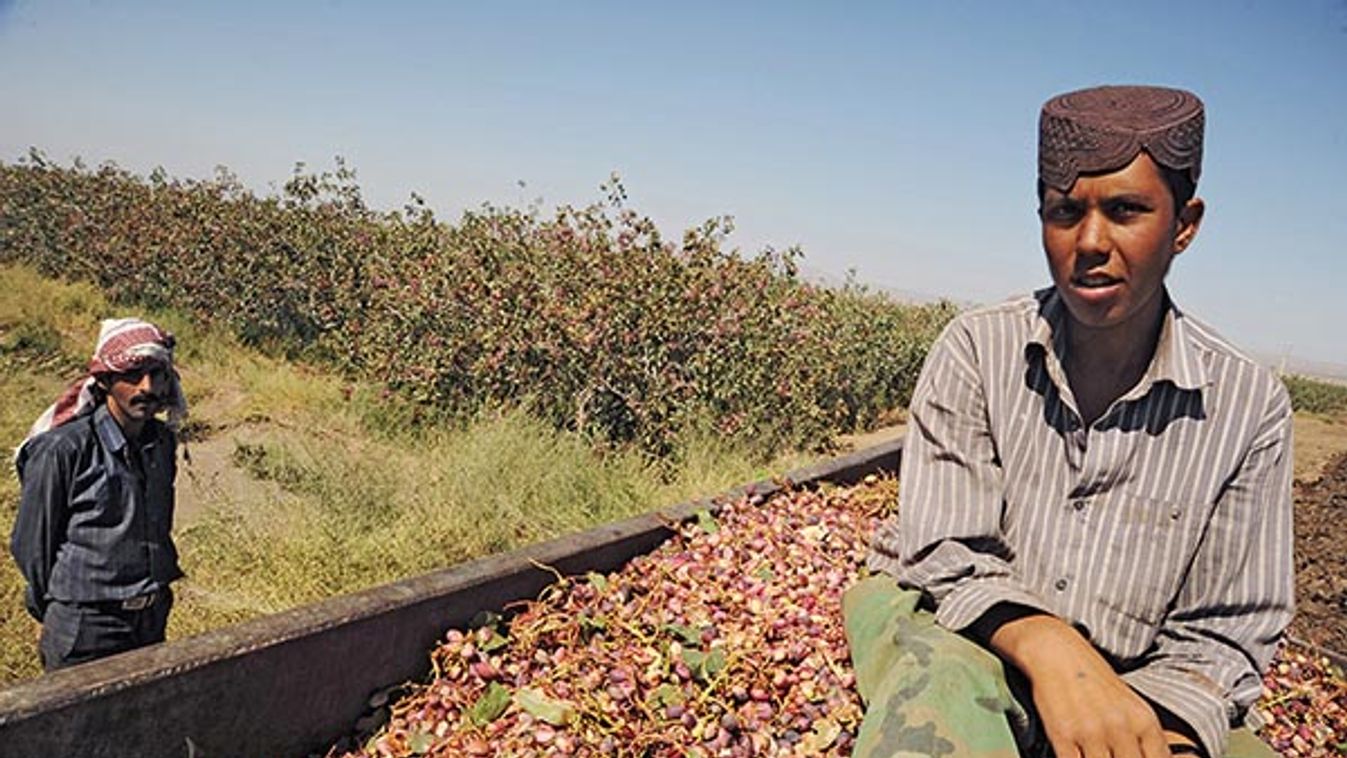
[1283,374,1347,416]
[0,153,953,457]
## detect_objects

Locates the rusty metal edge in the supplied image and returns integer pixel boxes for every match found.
[0,437,903,738]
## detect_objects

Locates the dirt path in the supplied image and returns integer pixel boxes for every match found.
[177,423,286,525]
[1290,413,1347,484]
[173,379,291,527]
[1288,449,1347,654]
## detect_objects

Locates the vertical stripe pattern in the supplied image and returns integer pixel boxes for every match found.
[867,288,1294,758]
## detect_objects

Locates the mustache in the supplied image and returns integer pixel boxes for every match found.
[130,393,163,405]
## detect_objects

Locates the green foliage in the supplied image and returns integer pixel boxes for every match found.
[469,683,512,725]
[1283,374,1347,416]
[0,153,953,458]
[515,687,576,726]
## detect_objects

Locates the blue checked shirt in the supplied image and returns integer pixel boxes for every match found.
[11,404,183,619]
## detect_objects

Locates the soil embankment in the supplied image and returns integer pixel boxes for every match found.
[1289,450,1347,655]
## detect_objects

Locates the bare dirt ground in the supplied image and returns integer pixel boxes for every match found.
[176,421,287,525]
[1288,449,1347,655]
[1290,413,1347,485]
[172,379,295,526]
[1279,414,1347,656]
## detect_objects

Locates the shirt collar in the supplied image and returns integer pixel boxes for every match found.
[1028,287,1067,358]
[1027,287,1209,394]
[1147,297,1208,391]
[94,404,130,454]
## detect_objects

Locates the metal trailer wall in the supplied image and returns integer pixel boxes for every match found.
[0,439,904,758]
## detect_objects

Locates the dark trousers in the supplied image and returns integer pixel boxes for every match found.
[39,588,173,671]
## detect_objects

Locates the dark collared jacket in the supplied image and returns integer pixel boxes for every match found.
[11,405,183,620]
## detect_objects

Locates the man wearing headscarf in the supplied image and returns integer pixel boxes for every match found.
[852,87,1289,757]
[11,317,188,670]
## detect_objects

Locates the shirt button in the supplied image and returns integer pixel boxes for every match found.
[1055,578,1069,591]
[1072,499,1087,512]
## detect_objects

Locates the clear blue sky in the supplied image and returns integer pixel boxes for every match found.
[2,1,1345,366]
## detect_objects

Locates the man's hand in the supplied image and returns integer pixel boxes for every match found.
[988,612,1180,758]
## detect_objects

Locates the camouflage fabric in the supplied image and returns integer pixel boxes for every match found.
[842,576,1278,758]
[843,576,1041,757]
[1227,730,1281,758]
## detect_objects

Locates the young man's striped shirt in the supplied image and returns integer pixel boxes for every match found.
[868,288,1293,758]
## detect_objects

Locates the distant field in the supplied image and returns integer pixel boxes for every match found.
[1265,355,1347,386]
[1283,373,1347,416]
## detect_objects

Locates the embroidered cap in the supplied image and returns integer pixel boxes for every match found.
[1038,85,1204,192]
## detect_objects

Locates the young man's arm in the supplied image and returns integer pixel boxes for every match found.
[978,605,1192,757]
[10,435,74,622]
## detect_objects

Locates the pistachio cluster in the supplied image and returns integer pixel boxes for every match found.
[338,476,895,757]
[1256,647,1347,756]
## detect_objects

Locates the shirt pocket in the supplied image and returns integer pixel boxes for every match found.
[1092,488,1207,627]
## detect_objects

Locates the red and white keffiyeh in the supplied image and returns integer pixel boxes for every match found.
[18,318,188,457]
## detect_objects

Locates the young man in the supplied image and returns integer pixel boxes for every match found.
[11,317,189,671]
[851,86,1291,758]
